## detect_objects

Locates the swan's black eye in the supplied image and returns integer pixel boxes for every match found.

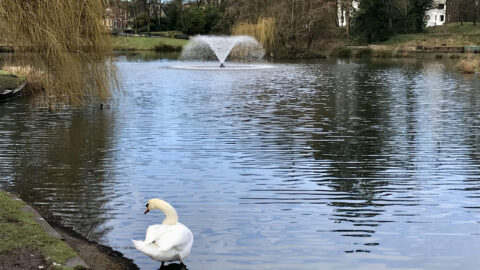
[146,203,149,207]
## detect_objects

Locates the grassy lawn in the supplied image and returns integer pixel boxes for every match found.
[0,70,25,91]
[112,36,188,51]
[379,23,480,47]
[0,191,78,268]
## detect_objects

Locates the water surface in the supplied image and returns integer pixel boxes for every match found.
[1,57,479,269]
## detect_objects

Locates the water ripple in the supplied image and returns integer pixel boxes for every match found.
[1,58,480,269]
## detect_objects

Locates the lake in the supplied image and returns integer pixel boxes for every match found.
[1,56,479,269]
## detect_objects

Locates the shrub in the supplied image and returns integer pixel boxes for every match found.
[372,49,392,58]
[355,48,373,58]
[154,44,182,52]
[330,47,352,58]
[456,59,477,73]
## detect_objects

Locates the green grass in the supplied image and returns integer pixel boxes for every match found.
[112,36,188,51]
[0,70,25,91]
[379,22,480,47]
[427,22,480,35]
[0,191,78,268]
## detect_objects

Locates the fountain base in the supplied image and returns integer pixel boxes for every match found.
[169,63,274,70]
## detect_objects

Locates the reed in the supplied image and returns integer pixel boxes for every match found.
[232,17,276,55]
[456,53,478,74]
[0,0,117,106]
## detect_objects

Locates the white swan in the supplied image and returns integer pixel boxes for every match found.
[132,199,193,267]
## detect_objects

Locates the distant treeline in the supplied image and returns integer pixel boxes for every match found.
[446,0,480,23]
[114,0,452,56]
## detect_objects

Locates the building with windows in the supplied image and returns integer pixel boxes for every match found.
[425,0,446,27]
[103,7,128,33]
[337,0,447,28]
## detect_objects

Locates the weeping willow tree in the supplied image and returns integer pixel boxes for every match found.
[0,0,116,106]
[232,18,276,56]
[226,0,338,57]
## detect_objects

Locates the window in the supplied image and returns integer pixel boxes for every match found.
[440,15,444,22]
[438,4,445,10]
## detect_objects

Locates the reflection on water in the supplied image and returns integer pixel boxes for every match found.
[115,51,181,62]
[1,57,480,270]
[0,104,116,239]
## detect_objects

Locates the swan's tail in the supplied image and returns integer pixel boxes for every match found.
[132,240,158,256]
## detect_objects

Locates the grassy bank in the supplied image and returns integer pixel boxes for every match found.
[0,191,78,269]
[0,70,25,91]
[112,36,188,51]
[331,23,480,59]
[379,23,480,48]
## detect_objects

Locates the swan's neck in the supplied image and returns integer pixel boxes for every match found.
[151,199,179,225]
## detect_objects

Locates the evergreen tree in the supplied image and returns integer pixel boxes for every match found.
[352,0,391,43]
[353,0,433,43]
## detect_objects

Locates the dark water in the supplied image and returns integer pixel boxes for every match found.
[1,57,480,269]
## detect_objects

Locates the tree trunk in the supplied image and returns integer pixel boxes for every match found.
[134,3,138,34]
[143,0,151,36]
[345,1,350,36]
[474,0,479,25]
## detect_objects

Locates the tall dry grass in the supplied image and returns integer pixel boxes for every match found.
[0,0,117,106]
[456,53,479,74]
[232,17,276,55]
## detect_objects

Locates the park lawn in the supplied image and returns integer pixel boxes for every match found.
[379,22,480,48]
[0,70,25,91]
[0,191,78,269]
[112,36,188,51]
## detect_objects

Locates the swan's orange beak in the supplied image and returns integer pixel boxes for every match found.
[144,207,150,214]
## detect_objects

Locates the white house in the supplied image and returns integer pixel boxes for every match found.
[338,1,359,27]
[425,0,446,27]
[338,0,446,28]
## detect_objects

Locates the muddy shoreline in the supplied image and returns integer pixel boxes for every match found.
[39,211,139,270]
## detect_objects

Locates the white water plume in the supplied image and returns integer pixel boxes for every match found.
[180,35,265,65]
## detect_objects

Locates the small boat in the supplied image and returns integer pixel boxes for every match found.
[0,81,26,102]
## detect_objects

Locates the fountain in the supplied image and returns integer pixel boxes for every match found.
[178,35,271,70]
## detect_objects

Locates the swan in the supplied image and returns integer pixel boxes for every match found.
[132,199,193,267]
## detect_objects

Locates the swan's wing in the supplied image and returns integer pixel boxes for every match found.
[156,223,193,252]
[144,224,170,244]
